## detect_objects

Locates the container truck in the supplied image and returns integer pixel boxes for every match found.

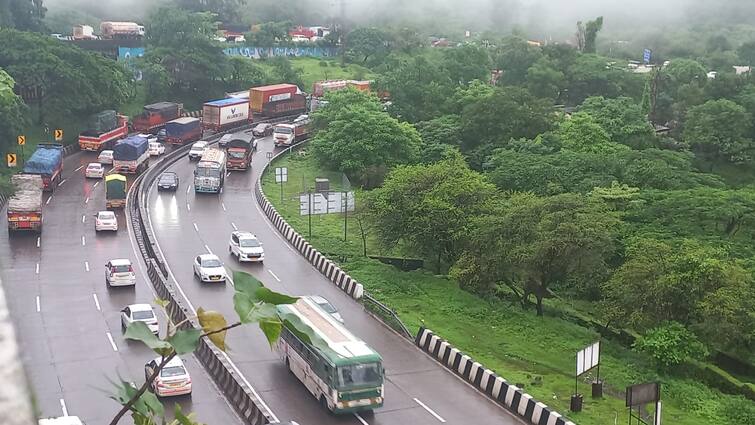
[273,116,312,147]
[202,98,250,131]
[113,135,149,174]
[261,94,307,118]
[225,134,254,171]
[165,117,202,145]
[194,148,226,193]
[312,80,372,97]
[105,174,127,208]
[249,84,299,114]
[23,144,64,192]
[78,112,129,151]
[100,21,145,39]
[132,102,182,133]
[72,25,96,40]
[7,174,43,233]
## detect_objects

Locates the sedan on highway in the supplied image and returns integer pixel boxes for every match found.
[305,295,344,323]
[229,231,264,263]
[148,141,165,156]
[157,172,179,191]
[85,162,104,178]
[98,149,114,164]
[121,303,159,334]
[94,210,118,232]
[252,123,273,137]
[145,356,192,397]
[193,254,227,283]
[188,141,208,161]
[105,259,136,288]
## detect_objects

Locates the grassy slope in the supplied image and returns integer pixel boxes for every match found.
[255,57,375,94]
[261,149,754,425]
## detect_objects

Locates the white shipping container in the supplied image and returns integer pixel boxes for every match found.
[218,103,249,126]
[203,100,249,129]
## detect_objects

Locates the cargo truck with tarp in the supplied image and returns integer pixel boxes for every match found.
[105,174,127,208]
[78,110,129,151]
[249,84,307,118]
[7,174,43,233]
[225,133,255,171]
[113,135,149,174]
[165,117,202,145]
[23,143,64,192]
[202,98,250,131]
[132,102,183,133]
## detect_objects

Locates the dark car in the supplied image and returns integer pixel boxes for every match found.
[252,123,273,137]
[157,172,179,191]
[156,128,167,142]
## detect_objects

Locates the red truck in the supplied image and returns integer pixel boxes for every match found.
[7,174,43,233]
[79,114,128,151]
[225,134,255,171]
[132,102,183,133]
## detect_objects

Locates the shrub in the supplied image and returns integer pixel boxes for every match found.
[633,322,709,370]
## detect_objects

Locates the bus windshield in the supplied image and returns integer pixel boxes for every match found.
[195,167,221,178]
[275,127,293,134]
[336,363,382,388]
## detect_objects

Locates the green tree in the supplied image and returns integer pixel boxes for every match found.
[526,57,566,100]
[312,87,383,129]
[565,54,626,104]
[226,56,266,92]
[267,57,303,88]
[492,37,543,86]
[0,0,46,32]
[368,156,498,272]
[633,322,709,370]
[683,99,753,163]
[177,0,246,22]
[664,58,707,87]
[577,16,603,54]
[579,96,655,148]
[737,40,755,65]
[558,112,629,154]
[450,79,495,109]
[311,106,420,187]
[376,55,453,122]
[441,44,491,85]
[245,21,291,47]
[0,68,29,153]
[344,27,392,65]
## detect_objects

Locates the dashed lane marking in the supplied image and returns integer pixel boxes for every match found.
[93,293,101,311]
[193,223,199,232]
[268,269,281,282]
[59,398,68,416]
[36,296,40,312]
[231,222,238,231]
[35,263,39,274]
[74,165,84,172]
[414,398,446,422]
[84,261,90,272]
[106,332,118,352]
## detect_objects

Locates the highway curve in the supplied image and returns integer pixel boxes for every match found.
[146,132,525,425]
[0,150,241,425]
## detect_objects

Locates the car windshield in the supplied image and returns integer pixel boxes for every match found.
[191,144,206,151]
[88,164,101,169]
[98,212,115,220]
[255,125,268,131]
[101,152,112,157]
[112,264,131,273]
[159,174,175,183]
[133,311,154,320]
[239,238,260,248]
[336,363,382,388]
[161,365,186,378]
[275,127,292,134]
[317,301,337,314]
[228,151,246,159]
[202,259,222,267]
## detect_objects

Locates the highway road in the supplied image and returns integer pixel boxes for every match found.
[147,133,524,425]
[0,150,241,425]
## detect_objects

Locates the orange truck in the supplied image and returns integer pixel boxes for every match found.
[7,174,43,233]
[78,112,129,151]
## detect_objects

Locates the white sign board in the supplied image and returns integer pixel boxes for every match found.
[300,191,355,216]
[275,167,288,183]
[576,341,600,376]
[326,191,355,213]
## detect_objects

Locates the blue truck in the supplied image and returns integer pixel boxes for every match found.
[113,135,150,174]
[165,117,202,146]
[23,143,64,192]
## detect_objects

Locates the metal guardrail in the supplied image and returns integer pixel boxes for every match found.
[361,293,413,340]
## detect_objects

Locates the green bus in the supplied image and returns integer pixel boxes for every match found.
[276,298,384,414]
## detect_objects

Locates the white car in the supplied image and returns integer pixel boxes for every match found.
[138,133,158,144]
[121,303,159,335]
[98,150,114,164]
[105,259,136,287]
[145,356,192,397]
[228,231,264,263]
[94,210,118,232]
[193,254,227,282]
[148,141,165,156]
[305,295,344,323]
[85,162,104,178]
[188,141,208,161]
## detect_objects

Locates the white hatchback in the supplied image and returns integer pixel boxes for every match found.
[229,231,264,263]
[94,210,118,232]
[148,142,165,156]
[145,356,192,397]
[105,259,136,287]
[98,150,114,164]
[193,254,227,282]
[85,162,104,178]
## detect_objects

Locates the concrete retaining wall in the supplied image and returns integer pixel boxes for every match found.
[416,328,576,425]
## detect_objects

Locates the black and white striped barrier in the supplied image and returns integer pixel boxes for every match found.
[253,151,364,300]
[183,110,203,118]
[416,327,576,425]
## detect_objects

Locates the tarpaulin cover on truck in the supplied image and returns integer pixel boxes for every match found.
[165,117,201,136]
[113,135,149,161]
[226,133,254,149]
[23,144,63,175]
[105,174,127,200]
[7,174,43,212]
[87,110,117,133]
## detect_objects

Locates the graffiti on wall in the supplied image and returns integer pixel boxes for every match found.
[117,47,145,80]
[224,46,338,59]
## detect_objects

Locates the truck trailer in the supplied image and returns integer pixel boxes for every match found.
[78,112,129,151]
[23,144,64,192]
[7,174,43,233]
[273,116,312,147]
[100,21,145,39]
[225,134,255,171]
[113,135,149,174]
[249,84,299,114]
[132,102,182,133]
[202,98,250,131]
[165,117,202,145]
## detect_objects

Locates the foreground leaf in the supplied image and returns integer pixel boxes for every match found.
[255,287,298,305]
[197,308,228,351]
[279,311,338,357]
[154,298,170,309]
[172,404,206,425]
[125,321,172,356]
[110,378,164,418]
[259,318,282,348]
[168,328,202,354]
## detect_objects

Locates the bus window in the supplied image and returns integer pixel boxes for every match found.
[336,363,382,388]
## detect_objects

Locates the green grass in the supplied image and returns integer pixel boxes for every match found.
[262,150,755,425]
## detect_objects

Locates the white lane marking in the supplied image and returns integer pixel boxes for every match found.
[354,413,369,425]
[84,261,90,272]
[267,269,281,282]
[85,197,89,204]
[36,237,40,248]
[92,293,101,311]
[45,196,52,205]
[231,222,238,231]
[186,185,191,194]
[204,244,212,254]
[106,332,118,351]
[59,398,68,416]
[221,202,226,211]
[74,165,84,172]
[82,215,86,223]
[93,181,100,189]
[186,203,191,211]
[35,263,39,274]
[193,222,199,232]
[414,398,446,423]
[58,178,66,186]
[81,236,86,246]
[36,296,40,312]
[226,172,230,177]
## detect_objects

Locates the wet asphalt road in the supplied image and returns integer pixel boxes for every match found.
[0,151,240,425]
[148,134,524,425]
